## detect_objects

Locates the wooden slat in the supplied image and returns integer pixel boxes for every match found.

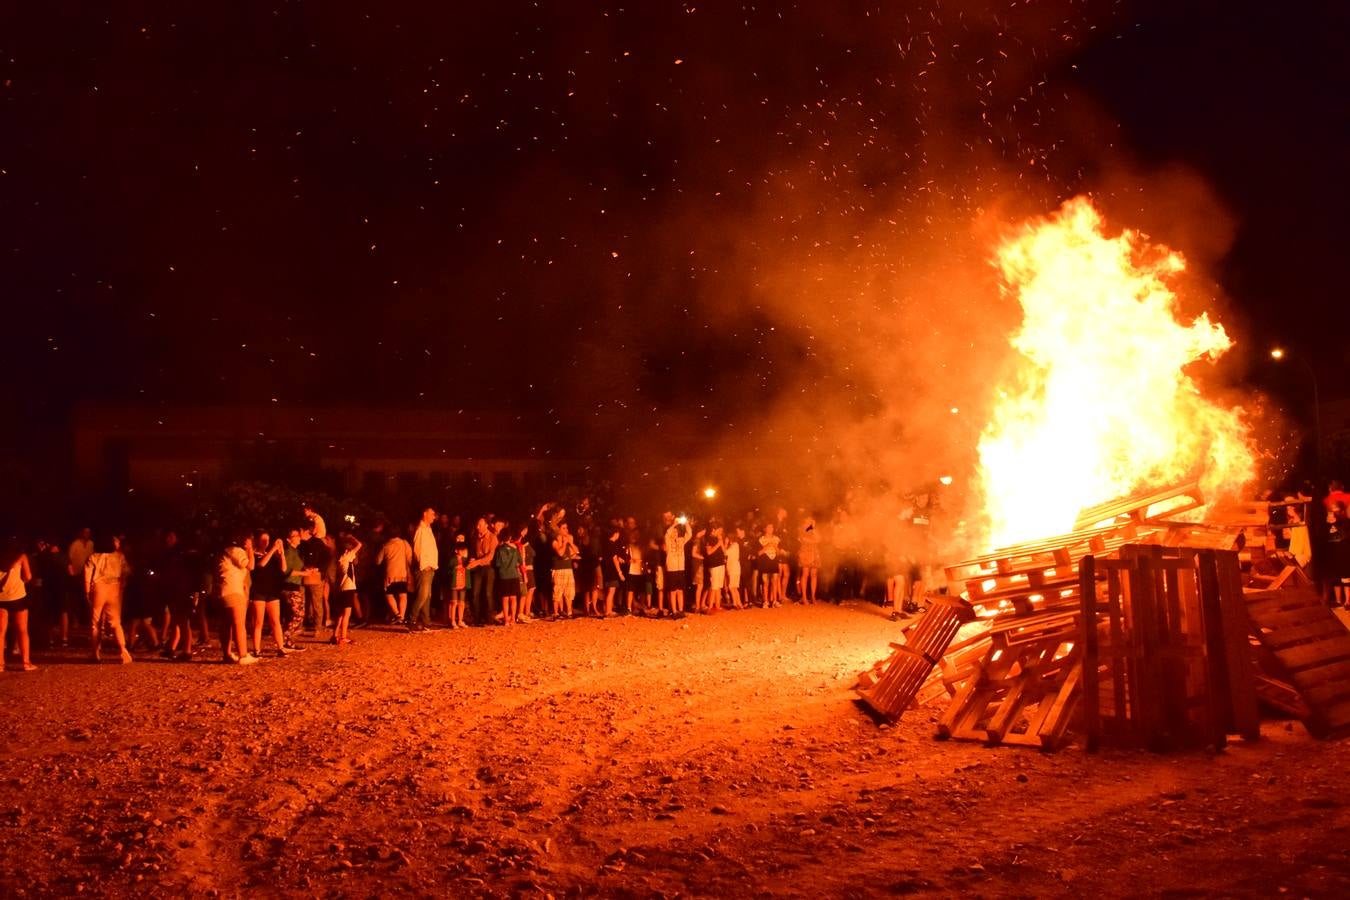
[1252,606,1341,632]
[1278,635,1350,673]
[1289,658,1350,691]
[1264,619,1350,650]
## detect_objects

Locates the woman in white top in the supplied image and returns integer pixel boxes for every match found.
[85,534,133,664]
[217,534,257,665]
[725,527,744,610]
[1,540,37,671]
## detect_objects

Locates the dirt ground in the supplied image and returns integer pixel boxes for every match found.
[2,601,1348,898]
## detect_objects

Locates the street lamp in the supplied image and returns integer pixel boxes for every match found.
[703,486,717,500]
[1271,346,1323,475]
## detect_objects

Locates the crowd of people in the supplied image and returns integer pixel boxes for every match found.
[0,499,937,671]
[6,481,1346,674]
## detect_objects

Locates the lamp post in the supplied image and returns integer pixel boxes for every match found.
[1271,347,1323,475]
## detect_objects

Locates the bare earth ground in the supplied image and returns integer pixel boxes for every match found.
[2,601,1349,898]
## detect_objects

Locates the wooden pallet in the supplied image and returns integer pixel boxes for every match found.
[1073,481,1204,532]
[1079,546,1258,752]
[1243,569,1350,737]
[945,521,1155,619]
[936,610,1081,750]
[856,595,977,720]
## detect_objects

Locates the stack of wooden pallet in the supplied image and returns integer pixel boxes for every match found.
[855,483,1197,727]
[856,482,1350,750]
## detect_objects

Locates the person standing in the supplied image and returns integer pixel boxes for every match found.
[551,523,578,618]
[602,524,628,618]
[797,518,821,604]
[493,529,523,626]
[703,523,727,614]
[758,523,782,607]
[85,535,133,664]
[0,540,37,671]
[517,524,536,623]
[725,526,745,610]
[217,533,258,665]
[409,508,438,632]
[63,527,94,647]
[332,535,362,645]
[449,535,469,629]
[249,531,289,657]
[663,519,692,619]
[298,527,330,639]
[466,517,497,626]
[377,525,413,625]
[622,529,645,616]
[279,529,308,650]
[302,502,327,540]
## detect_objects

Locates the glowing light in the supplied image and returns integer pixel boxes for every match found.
[702,486,717,499]
[939,475,954,486]
[1270,347,1285,360]
[977,197,1255,548]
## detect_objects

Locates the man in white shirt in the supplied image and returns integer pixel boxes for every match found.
[409,507,438,632]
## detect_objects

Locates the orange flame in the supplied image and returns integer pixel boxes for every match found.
[977,197,1254,549]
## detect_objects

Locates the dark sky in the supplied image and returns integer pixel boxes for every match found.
[3,0,1346,443]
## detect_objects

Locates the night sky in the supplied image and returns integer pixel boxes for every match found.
[3,1,1346,451]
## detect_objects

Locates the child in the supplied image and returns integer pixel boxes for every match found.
[493,529,523,626]
[517,524,535,623]
[450,535,468,629]
[332,535,362,646]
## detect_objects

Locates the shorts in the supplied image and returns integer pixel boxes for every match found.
[0,596,30,613]
[709,565,726,591]
[726,563,741,589]
[221,593,249,613]
[333,589,357,612]
[496,578,521,598]
[90,582,124,620]
[522,568,534,591]
[250,590,280,604]
[758,555,778,575]
[665,570,687,590]
[385,581,408,594]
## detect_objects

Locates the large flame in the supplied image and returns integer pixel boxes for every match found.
[977,196,1254,548]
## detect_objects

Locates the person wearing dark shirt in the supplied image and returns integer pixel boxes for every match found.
[602,525,627,618]
[703,524,727,614]
[299,529,331,637]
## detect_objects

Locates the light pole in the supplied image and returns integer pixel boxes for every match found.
[1271,346,1323,475]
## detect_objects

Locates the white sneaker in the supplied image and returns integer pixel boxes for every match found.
[238,654,261,666]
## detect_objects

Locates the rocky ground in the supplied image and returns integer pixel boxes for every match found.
[2,601,1348,898]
